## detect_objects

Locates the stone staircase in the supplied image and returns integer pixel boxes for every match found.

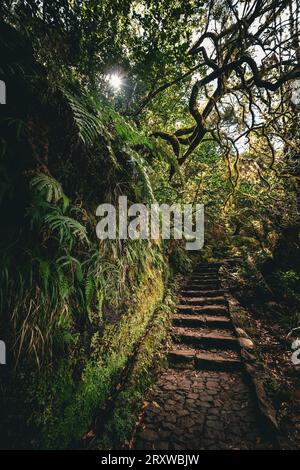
[168,263,243,372]
[132,261,273,450]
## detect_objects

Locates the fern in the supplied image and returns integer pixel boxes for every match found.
[38,259,50,295]
[97,289,104,320]
[127,148,155,203]
[107,107,152,148]
[57,270,69,300]
[61,88,104,146]
[31,174,69,209]
[84,245,122,308]
[44,212,89,248]
[85,276,95,307]
[29,202,86,256]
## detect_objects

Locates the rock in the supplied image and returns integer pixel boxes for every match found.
[178,416,195,427]
[187,392,198,399]
[159,441,169,449]
[207,380,218,387]
[139,428,157,442]
[165,415,177,424]
[239,337,254,349]
[164,384,177,391]
[241,348,257,362]
[177,409,190,417]
[236,327,250,338]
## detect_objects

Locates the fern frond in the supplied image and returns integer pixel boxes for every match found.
[85,276,95,307]
[127,148,155,203]
[57,270,69,300]
[44,213,89,247]
[31,174,69,209]
[107,107,152,148]
[61,88,104,146]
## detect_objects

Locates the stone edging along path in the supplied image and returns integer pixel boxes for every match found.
[131,262,276,450]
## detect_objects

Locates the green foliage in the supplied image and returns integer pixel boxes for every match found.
[127,149,155,203]
[106,107,152,149]
[31,174,69,208]
[61,88,104,146]
[96,290,173,449]
[277,270,300,306]
[45,211,89,247]
[168,242,193,275]
[22,271,165,449]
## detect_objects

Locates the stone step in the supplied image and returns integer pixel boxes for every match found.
[187,279,220,284]
[184,283,220,290]
[172,328,240,350]
[193,272,219,277]
[180,295,226,305]
[167,349,195,368]
[187,276,220,284]
[173,314,233,329]
[195,351,242,372]
[177,304,228,315]
[189,271,220,276]
[194,265,221,272]
[167,348,242,372]
[196,262,222,268]
[182,289,227,297]
[189,274,220,279]
[193,271,219,276]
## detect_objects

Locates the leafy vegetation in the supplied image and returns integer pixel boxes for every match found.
[0,0,300,449]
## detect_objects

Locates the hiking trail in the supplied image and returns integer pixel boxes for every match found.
[132,262,273,450]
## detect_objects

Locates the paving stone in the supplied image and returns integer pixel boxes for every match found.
[177,409,190,417]
[138,429,157,442]
[187,392,199,399]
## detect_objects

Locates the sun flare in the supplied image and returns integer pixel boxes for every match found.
[108,73,123,90]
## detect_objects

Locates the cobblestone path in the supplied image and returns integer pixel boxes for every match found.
[132,263,272,450]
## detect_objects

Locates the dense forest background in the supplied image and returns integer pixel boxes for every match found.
[0,0,300,449]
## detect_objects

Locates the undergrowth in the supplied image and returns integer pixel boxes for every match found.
[0,68,178,449]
